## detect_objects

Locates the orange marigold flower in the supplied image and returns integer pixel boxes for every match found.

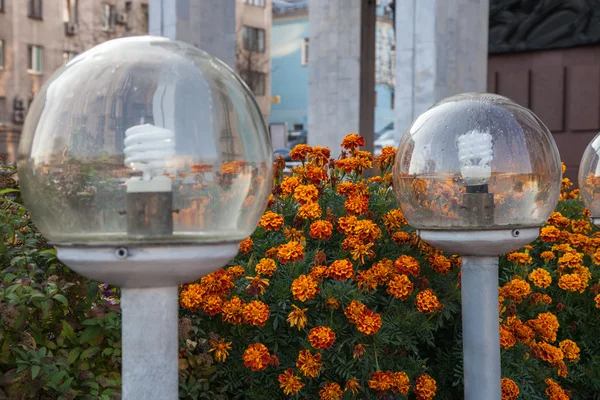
[243,343,271,371]
[306,165,329,184]
[389,371,410,394]
[308,145,331,166]
[265,247,279,258]
[319,382,343,400]
[559,339,580,361]
[200,269,235,296]
[547,211,571,228]
[552,243,573,254]
[277,241,305,264]
[338,215,358,234]
[383,209,407,232]
[530,293,553,305]
[309,220,334,240]
[287,304,308,330]
[354,151,373,173]
[568,233,589,249]
[558,252,583,269]
[378,146,397,168]
[296,350,323,378]
[571,219,591,234]
[501,378,520,400]
[540,251,556,262]
[221,296,246,325]
[258,211,284,231]
[532,341,564,365]
[527,312,559,342]
[540,226,561,242]
[239,237,253,254]
[387,274,414,300]
[310,265,329,281]
[341,133,366,150]
[393,231,412,244]
[355,269,379,292]
[593,250,600,265]
[281,176,301,196]
[345,377,360,395]
[283,228,304,243]
[201,294,223,316]
[326,297,341,310]
[414,374,437,400]
[180,284,205,312]
[354,219,383,241]
[208,338,232,363]
[255,258,277,277]
[368,371,392,391]
[350,242,376,265]
[294,184,319,204]
[429,253,452,274]
[558,273,587,293]
[506,316,535,343]
[507,251,533,265]
[227,265,245,277]
[345,195,370,216]
[528,268,552,289]
[328,259,355,280]
[298,201,322,219]
[500,278,531,304]
[278,369,304,395]
[290,144,313,160]
[309,326,336,349]
[356,309,382,336]
[336,182,356,196]
[243,300,270,327]
[415,289,442,313]
[345,300,368,324]
[545,378,571,400]
[500,325,516,349]
[353,343,366,359]
[245,275,270,296]
[394,255,421,277]
[595,294,600,308]
[291,274,319,302]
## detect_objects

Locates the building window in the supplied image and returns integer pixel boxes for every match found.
[0,0,4,13]
[0,40,4,69]
[243,26,265,52]
[242,71,266,96]
[391,89,395,110]
[28,45,43,74]
[29,0,43,19]
[301,38,309,66]
[102,3,115,31]
[293,124,304,131]
[244,0,265,6]
[63,51,78,64]
[64,0,78,23]
[0,97,5,125]
[141,4,149,34]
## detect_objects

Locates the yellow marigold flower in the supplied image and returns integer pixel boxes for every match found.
[387,274,414,300]
[243,300,270,327]
[281,176,301,196]
[242,343,271,371]
[559,339,580,361]
[552,243,573,254]
[208,338,232,363]
[309,220,334,240]
[298,201,322,219]
[345,194,370,216]
[500,278,531,304]
[530,293,553,305]
[258,211,284,231]
[341,133,366,150]
[277,241,305,264]
[255,258,277,277]
[326,297,340,310]
[568,233,589,249]
[296,350,323,378]
[429,253,452,274]
[345,377,360,395]
[562,162,567,173]
[345,300,367,324]
[245,275,270,296]
[540,251,556,262]
[226,265,245,277]
[501,378,520,400]
[595,294,600,308]
[287,304,308,330]
[394,255,420,277]
[593,250,600,265]
[221,296,246,325]
[278,369,304,395]
[328,259,355,280]
[571,219,591,234]
[507,251,533,265]
[532,340,564,365]
[540,226,561,242]
[310,265,329,281]
[558,252,583,269]
[291,274,319,302]
[500,325,516,349]
[368,371,392,391]
[294,184,319,204]
[356,309,382,336]
[527,312,559,342]
[319,382,343,400]
[545,378,570,400]
[415,289,442,313]
[308,326,336,349]
[290,144,312,160]
[558,273,587,293]
[528,268,552,289]
[414,374,437,400]
[390,371,410,394]
[239,237,253,254]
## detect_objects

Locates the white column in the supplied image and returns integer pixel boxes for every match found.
[149,0,236,68]
[395,0,490,133]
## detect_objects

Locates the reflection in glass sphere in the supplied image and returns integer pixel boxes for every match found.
[579,132,600,218]
[393,93,562,230]
[18,36,273,244]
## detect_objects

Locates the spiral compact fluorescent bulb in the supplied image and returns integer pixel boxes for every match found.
[124,124,175,192]
[457,129,493,186]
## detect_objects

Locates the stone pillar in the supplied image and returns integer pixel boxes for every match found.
[395,0,490,133]
[149,0,236,68]
[307,0,376,154]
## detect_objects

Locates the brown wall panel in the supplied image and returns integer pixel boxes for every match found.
[496,70,530,108]
[566,65,600,132]
[530,67,564,132]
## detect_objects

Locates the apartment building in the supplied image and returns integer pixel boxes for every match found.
[0,0,149,162]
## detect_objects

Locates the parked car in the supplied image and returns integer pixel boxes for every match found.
[373,129,401,157]
[287,129,307,148]
[273,148,292,161]
[375,122,394,140]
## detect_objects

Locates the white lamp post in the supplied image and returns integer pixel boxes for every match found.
[17,36,273,400]
[579,132,600,227]
[393,93,562,399]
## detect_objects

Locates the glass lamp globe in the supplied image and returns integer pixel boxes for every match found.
[393,92,562,231]
[579,132,600,222]
[17,36,273,246]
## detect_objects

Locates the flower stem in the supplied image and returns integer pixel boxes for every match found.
[373,337,380,371]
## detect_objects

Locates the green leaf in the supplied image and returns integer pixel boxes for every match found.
[0,188,19,195]
[80,347,100,360]
[79,326,103,345]
[31,365,41,379]
[53,294,69,307]
[67,348,82,365]
[61,321,77,342]
[57,377,74,393]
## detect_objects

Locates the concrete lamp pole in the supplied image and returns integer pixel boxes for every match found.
[17,37,273,400]
[393,93,563,400]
